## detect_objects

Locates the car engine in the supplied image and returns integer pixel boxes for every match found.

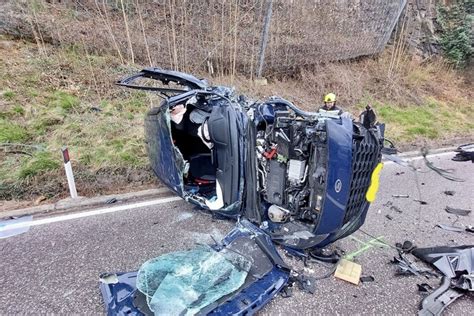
[255,107,329,225]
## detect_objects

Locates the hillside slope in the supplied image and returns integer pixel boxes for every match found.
[0,37,473,208]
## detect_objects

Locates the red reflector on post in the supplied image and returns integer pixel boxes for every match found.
[61,147,70,163]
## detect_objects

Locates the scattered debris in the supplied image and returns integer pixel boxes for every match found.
[290,273,317,294]
[385,214,393,220]
[419,278,464,316]
[412,245,474,315]
[392,194,409,198]
[334,259,362,285]
[390,205,402,213]
[417,283,434,294]
[445,206,471,216]
[99,273,119,284]
[395,240,415,254]
[383,201,393,207]
[0,215,33,239]
[391,255,436,278]
[395,171,405,176]
[360,276,375,283]
[422,148,465,182]
[466,225,474,233]
[452,143,474,162]
[435,224,465,232]
[414,199,428,205]
[308,248,341,264]
[443,190,455,196]
[105,198,117,204]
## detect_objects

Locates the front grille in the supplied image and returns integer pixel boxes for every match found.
[343,130,380,224]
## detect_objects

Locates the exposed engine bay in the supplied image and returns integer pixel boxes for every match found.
[255,108,327,225]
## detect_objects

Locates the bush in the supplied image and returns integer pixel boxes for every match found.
[437,1,473,67]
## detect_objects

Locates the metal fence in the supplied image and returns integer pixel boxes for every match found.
[2,0,407,76]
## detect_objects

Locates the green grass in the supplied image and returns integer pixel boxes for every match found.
[17,151,60,179]
[1,38,473,199]
[2,90,15,101]
[48,90,79,112]
[375,98,473,142]
[0,119,29,143]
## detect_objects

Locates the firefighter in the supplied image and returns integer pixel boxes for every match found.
[320,93,343,115]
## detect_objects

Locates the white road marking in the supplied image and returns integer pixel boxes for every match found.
[0,196,183,231]
[384,151,454,165]
[0,151,457,232]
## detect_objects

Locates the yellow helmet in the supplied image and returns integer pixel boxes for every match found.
[324,93,336,103]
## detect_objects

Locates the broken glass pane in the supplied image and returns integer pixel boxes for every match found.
[136,245,251,315]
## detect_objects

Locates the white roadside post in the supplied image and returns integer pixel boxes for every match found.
[62,147,78,199]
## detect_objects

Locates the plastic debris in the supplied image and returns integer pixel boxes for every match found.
[136,245,251,315]
[392,194,409,198]
[452,143,474,162]
[99,273,119,284]
[0,215,33,239]
[443,191,455,196]
[385,214,393,220]
[289,272,317,294]
[334,259,362,285]
[436,224,465,232]
[390,205,402,213]
[105,198,117,204]
[445,206,471,216]
[391,255,436,278]
[360,276,375,283]
[395,241,415,254]
[422,148,465,182]
[417,283,434,294]
[414,199,428,205]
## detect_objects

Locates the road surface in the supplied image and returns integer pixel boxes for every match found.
[1,152,473,314]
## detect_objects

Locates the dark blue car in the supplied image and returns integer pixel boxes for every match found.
[100,68,385,315]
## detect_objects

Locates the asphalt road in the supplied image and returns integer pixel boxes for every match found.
[1,152,473,314]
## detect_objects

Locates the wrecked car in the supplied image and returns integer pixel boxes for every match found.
[99,68,386,314]
[118,68,385,250]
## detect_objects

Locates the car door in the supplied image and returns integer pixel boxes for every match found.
[99,219,290,315]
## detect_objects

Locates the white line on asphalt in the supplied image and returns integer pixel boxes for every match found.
[0,151,457,232]
[0,196,183,231]
[384,151,454,165]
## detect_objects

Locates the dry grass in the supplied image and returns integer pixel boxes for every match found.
[0,35,473,203]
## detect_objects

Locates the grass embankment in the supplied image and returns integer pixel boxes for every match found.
[0,39,154,201]
[1,37,473,204]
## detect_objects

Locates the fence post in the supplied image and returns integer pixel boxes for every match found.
[257,0,273,78]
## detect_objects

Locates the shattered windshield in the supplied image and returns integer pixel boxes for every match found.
[136,245,251,315]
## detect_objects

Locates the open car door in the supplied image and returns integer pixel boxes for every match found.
[99,219,290,315]
[118,69,243,213]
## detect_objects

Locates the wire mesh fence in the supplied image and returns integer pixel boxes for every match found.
[2,0,407,76]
